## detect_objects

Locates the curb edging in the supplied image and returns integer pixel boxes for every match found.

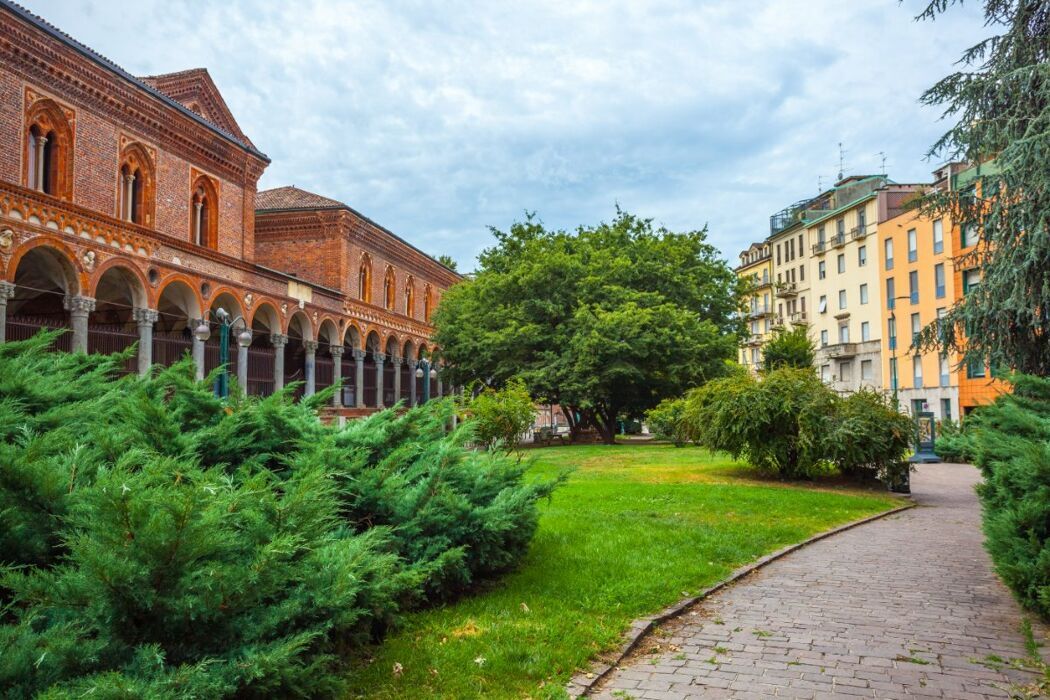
[566,500,917,697]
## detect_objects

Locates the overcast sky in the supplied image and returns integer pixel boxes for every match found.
[26,0,988,270]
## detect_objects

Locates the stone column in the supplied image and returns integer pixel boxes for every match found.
[353,349,365,408]
[374,352,385,408]
[125,173,136,222]
[236,330,250,394]
[304,340,318,397]
[34,135,47,191]
[189,318,206,380]
[64,295,95,354]
[407,360,418,407]
[330,346,345,407]
[0,281,15,343]
[132,307,157,376]
[436,367,444,399]
[271,333,288,391]
[391,355,402,405]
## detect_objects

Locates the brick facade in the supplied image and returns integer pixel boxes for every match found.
[0,0,459,407]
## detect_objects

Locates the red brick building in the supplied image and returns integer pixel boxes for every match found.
[0,1,460,413]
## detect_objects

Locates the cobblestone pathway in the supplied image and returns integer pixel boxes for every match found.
[593,464,1048,699]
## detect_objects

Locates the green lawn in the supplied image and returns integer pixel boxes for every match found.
[344,444,900,699]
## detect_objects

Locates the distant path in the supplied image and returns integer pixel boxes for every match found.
[593,464,1048,699]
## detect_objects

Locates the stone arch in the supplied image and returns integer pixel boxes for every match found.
[90,259,149,308]
[6,239,80,294]
[286,309,313,341]
[155,276,203,332]
[317,317,340,344]
[384,333,400,358]
[24,97,74,200]
[343,321,363,350]
[249,300,281,335]
[423,283,434,323]
[118,142,156,227]
[91,263,148,324]
[206,287,245,321]
[365,329,383,357]
[6,242,80,342]
[402,338,416,361]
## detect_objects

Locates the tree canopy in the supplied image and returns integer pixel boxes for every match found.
[915,0,1050,374]
[762,326,816,372]
[432,209,744,443]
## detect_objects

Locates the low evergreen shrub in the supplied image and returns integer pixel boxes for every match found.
[0,332,555,696]
[969,375,1050,618]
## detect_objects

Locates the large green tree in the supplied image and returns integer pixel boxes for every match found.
[915,0,1050,374]
[432,210,744,444]
[762,326,816,372]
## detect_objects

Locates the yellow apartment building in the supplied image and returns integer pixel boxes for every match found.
[878,164,962,421]
[736,241,774,372]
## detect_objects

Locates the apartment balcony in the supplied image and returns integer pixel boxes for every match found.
[745,333,764,347]
[748,307,774,320]
[826,342,857,359]
[811,240,827,255]
[832,232,847,248]
[771,315,786,329]
[851,224,869,240]
[789,311,808,325]
[774,282,798,298]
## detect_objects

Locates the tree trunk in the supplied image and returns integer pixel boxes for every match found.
[592,406,618,445]
[564,405,582,442]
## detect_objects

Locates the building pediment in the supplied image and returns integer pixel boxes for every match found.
[140,68,254,149]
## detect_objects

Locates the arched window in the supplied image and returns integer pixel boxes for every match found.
[424,284,433,323]
[358,255,372,303]
[384,267,396,310]
[405,276,416,318]
[24,99,74,199]
[190,175,218,249]
[118,143,155,226]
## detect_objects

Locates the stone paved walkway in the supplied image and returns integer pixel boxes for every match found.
[593,464,1048,699]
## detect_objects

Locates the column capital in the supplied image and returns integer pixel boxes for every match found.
[304,340,319,353]
[132,307,159,325]
[270,333,289,348]
[63,295,96,314]
[375,354,385,365]
[390,354,403,365]
[405,359,418,369]
[353,348,367,361]
[0,281,15,300]
[330,345,346,358]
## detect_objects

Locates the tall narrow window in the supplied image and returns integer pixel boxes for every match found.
[886,277,896,309]
[358,255,373,303]
[24,98,74,199]
[933,219,944,254]
[934,263,946,298]
[405,277,416,317]
[909,270,919,304]
[884,238,894,270]
[190,175,218,249]
[424,285,433,323]
[118,143,155,226]
[913,356,923,388]
[384,267,396,310]
[911,313,921,343]
[907,229,918,262]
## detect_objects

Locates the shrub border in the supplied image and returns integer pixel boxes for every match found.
[567,500,917,697]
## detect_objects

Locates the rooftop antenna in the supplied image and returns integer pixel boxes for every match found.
[837,142,846,180]
[817,175,825,192]
[877,152,888,176]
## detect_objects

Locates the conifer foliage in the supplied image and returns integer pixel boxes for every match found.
[0,333,553,698]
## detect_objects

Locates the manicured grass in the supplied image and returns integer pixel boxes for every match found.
[344,444,900,699]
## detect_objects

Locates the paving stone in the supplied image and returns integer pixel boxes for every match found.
[594,464,1048,699]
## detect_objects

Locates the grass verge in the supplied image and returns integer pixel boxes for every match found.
[345,443,900,699]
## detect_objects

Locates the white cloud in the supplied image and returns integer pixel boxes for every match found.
[24,0,988,269]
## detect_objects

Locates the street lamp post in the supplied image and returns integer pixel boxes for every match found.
[193,308,252,399]
[415,357,438,403]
